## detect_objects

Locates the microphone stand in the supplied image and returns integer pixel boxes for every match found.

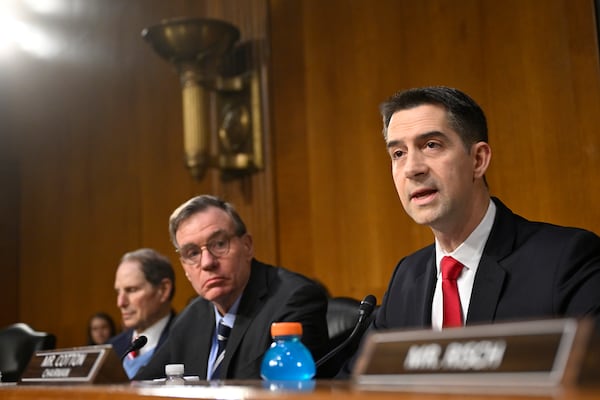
[120,335,148,362]
[315,295,376,368]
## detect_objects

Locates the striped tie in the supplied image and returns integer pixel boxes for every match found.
[210,321,231,380]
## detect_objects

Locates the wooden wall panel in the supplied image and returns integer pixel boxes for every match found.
[270,0,600,301]
[1,0,273,347]
[0,64,19,328]
[1,0,599,348]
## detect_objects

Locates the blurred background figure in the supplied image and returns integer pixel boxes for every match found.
[87,312,117,345]
[109,248,176,379]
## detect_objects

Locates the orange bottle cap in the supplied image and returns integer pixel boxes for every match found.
[271,322,302,337]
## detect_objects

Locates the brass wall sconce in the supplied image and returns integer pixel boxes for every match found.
[141,17,265,180]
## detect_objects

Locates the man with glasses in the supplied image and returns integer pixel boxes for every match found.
[134,195,329,381]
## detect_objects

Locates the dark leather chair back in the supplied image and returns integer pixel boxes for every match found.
[0,323,56,382]
[318,296,376,378]
[326,296,361,348]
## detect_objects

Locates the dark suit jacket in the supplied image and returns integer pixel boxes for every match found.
[336,197,600,379]
[134,259,329,380]
[375,197,600,330]
[108,311,176,359]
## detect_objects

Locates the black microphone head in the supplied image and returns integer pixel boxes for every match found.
[131,335,148,351]
[120,335,148,361]
[359,294,377,316]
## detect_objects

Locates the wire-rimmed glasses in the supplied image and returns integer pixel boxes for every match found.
[176,232,237,265]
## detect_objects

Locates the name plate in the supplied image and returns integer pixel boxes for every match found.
[20,344,128,384]
[353,318,598,390]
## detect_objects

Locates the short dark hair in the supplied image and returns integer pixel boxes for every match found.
[379,86,488,150]
[169,195,247,249]
[120,248,176,300]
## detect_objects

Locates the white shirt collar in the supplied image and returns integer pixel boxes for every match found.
[213,295,241,329]
[133,313,170,355]
[435,199,496,275]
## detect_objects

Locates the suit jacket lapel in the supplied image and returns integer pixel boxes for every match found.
[221,260,266,373]
[157,311,176,349]
[467,197,515,323]
[417,253,437,326]
[467,255,506,323]
[190,300,215,378]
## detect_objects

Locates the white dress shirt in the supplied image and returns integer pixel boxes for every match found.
[206,296,240,380]
[132,313,170,356]
[431,199,496,330]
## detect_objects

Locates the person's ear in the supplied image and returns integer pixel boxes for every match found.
[241,233,254,260]
[158,278,173,302]
[472,141,491,179]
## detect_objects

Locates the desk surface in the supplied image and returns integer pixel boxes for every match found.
[1,381,599,400]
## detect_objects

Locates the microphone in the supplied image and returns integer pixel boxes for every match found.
[315,294,377,368]
[120,335,148,362]
[356,294,377,324]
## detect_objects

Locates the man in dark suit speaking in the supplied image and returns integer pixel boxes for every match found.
[134,195,328,381]
[374,86,600,332]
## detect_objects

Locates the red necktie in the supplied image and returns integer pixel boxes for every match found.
[441,256,464,328]
[129,336,139,359]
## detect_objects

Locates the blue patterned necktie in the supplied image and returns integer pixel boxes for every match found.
[210,321,231,380]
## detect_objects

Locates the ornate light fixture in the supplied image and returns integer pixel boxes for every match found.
[141,17,265,180]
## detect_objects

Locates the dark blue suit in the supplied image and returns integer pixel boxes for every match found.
[134,260,329,380]
[338,197,600,378]
[375,197,600,330]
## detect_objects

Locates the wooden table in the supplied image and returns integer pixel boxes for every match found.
[1,381,599,400]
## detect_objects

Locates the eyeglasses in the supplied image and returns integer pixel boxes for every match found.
[176,232,238,266]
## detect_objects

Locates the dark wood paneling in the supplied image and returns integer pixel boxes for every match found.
[271,0,600,300]
[2,0,599,347]
[2,0,273,347]
[0,62,19,328]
